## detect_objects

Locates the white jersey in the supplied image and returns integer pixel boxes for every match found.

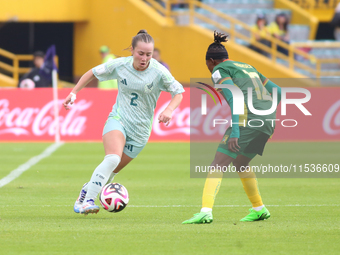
[92,56,185,144]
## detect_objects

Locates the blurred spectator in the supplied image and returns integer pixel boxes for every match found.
[18,51,50,88]
[249,14,271,57]
[331,3,340,41]
[171,0,189,10]
[267,13,290,55]
[98,45,118,89]
[153,48,170,70]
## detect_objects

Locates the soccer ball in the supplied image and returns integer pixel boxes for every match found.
[99,183,129,213]
[19,78,35,89]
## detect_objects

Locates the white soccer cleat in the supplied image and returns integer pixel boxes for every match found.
[79,199,100,215]
[74,182,88,213]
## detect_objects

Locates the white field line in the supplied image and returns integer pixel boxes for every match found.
[128,204,340,208]
[0,142,64,188]
[0,204,339,208]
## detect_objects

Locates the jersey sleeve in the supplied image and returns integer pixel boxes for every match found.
[221,84,240,139]
[211,67,234,99]
[159,65,185,97]
[257,71,269,86]
[92,58,122,81]
[211,68,234,86]
[257,71,282,104]
[212,67,240,138]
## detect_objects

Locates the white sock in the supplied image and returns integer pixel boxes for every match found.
[85,154,121,202]
[201,207,212,213]
[253,205,264,211]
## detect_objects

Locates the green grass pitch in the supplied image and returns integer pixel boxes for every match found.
[0,142,339,254]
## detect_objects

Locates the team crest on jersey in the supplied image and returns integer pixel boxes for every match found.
[144,82,154,93]
[221,135,229,144]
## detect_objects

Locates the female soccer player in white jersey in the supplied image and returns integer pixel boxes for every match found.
[63,30,184,215]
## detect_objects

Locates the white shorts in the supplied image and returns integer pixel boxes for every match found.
[102,118,146,158]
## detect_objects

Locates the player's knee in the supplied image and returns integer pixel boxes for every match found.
[104,154,121,169]
[212,152,233,168]
[233,160,247,172]
[233,156,252,172]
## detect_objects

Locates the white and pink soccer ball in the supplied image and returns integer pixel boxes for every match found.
[19,79,35,89]
[99,183,129,213]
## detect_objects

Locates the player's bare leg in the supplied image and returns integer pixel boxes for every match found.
[107,153,134,183]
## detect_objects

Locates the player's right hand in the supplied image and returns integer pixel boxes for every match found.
[228,138,240,152]
[63,92,77,110]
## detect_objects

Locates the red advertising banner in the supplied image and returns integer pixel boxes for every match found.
[0,88,189,142]
[190,87,340,142]
[0,87,339,142]
[273,87,340,141]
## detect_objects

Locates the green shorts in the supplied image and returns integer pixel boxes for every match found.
[217,127,270,159]
[103,118,146,159]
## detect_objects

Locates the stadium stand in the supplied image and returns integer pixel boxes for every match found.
[153,0,340,82]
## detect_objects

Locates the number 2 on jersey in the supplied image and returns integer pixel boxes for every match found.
[130,93,138,106]
[242,70,272,101]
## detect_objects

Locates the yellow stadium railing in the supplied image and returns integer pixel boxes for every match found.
[291,40,340,77]
[0,48,33,86]
[144,0,340,78]
[289,0,340,22]
[0,48,59,87]
[290,0,340,9]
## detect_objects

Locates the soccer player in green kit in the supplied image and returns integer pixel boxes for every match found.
[183,31,282,224]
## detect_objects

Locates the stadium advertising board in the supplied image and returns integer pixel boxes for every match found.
[0,87,339,142]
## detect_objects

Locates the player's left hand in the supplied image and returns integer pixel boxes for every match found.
[228,137,240,152]
[158,108,172,126]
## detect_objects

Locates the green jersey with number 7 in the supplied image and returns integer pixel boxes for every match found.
[211,59,278,137]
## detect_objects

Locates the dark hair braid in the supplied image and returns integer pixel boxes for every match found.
[206,31,229,60]
[214,31,228,44]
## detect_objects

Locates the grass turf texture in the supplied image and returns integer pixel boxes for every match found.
[0,142,339,255]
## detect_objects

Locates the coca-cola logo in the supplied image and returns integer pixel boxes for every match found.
[0,99,92,137]
[152,100,231,138]
[323,100,340,135]
[191,104,231,137]
[153,100,190,136]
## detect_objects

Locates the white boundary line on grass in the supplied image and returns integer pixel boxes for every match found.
[129,204,340,207]
[1,204,339,207]
[0,142,64,188]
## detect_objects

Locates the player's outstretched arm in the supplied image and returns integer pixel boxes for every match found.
[265,80,282,104]
[63,69,95,110]
[158,93,183,126]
